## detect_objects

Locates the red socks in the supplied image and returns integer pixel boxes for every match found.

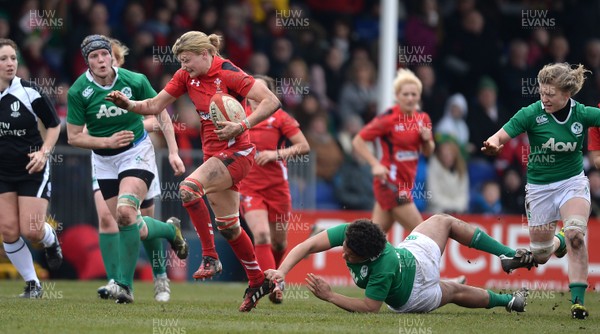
[228,230,264,287]
[183,198,218,259]
[254,244,276,271]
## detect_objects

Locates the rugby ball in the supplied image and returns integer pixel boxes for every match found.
[209,93,247,129]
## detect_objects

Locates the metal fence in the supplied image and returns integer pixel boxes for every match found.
[49,146,316,231]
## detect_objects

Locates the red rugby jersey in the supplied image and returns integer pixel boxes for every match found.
[589,127,600,151]
[588,103,600,151]
[358,105,431,185]
[164,56,255,155]
[240,103,301,190]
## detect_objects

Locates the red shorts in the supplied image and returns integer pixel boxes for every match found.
[240,185,291,223]
[373,179,413,211]
[205,145,255,191]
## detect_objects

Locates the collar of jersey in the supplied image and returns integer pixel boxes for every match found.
[543,98,575,125]
[0,77,17,98]
[85,66,119,90]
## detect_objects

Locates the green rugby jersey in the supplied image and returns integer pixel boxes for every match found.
[503,100,600,184]
[67,67,156,142]
[327,224,416,309]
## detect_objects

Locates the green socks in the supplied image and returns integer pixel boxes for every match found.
[486,290,513,309]
[142,237,167,277]
[99,233,120,281]
[143,216,176,241]
[469,228,516,257]
[141,216,175,277]
[117,224,140,290]
[570,282,588,305]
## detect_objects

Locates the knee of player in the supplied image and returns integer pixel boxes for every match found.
[253,231,270,245]
[179,178,205,203]
[565,229,586,249]
[563,216,587,249]
[219,227,240,240]
[0,227,20,243]
[215,214,241,240]
[21,225,44,243]
[430,213,453,225]
[98,212,116,230]
[116,193,141,226]
[116,207,137,226]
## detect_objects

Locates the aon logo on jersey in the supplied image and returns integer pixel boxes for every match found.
[96,105,128,119]
[541,138,576,152]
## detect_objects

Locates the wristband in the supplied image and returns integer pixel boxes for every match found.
[243,119,251,130]
[127,100,137,111]
[276,149,281,161]
[240,121,248,132]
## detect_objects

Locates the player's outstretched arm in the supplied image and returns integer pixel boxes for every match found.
[481,128,511,156]
[105,89,176,116]
[155,110,185,176]
[306,273,383,313]
[265,230,331,283]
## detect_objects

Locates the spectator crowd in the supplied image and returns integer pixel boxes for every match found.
[3,0,600,215]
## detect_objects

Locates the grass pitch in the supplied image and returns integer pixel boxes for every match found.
[1,280,599,334]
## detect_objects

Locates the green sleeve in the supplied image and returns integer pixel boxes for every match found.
[66,89,85,126]
[502,106,530,138]
[584,106,600,126]
[326,224,349,248]
[136,74,158,99]
[364,272,394,301]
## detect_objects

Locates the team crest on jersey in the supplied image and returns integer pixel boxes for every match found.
[82,86,93,98]
[360,265,368,278]
[571,122,583,135]
[242,195,253,207]
[536,115,548,125]
[121,87,132,99]
[214,78,222,92]
[10,101,20,112]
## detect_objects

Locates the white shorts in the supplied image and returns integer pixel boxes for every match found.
[525,172,590,226]
[91,135,159,200]
[388,232,442,313]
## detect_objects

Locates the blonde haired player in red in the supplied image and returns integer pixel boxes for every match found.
[352,68,434,233]
[106,31,280,311]
[239,75,310,304]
